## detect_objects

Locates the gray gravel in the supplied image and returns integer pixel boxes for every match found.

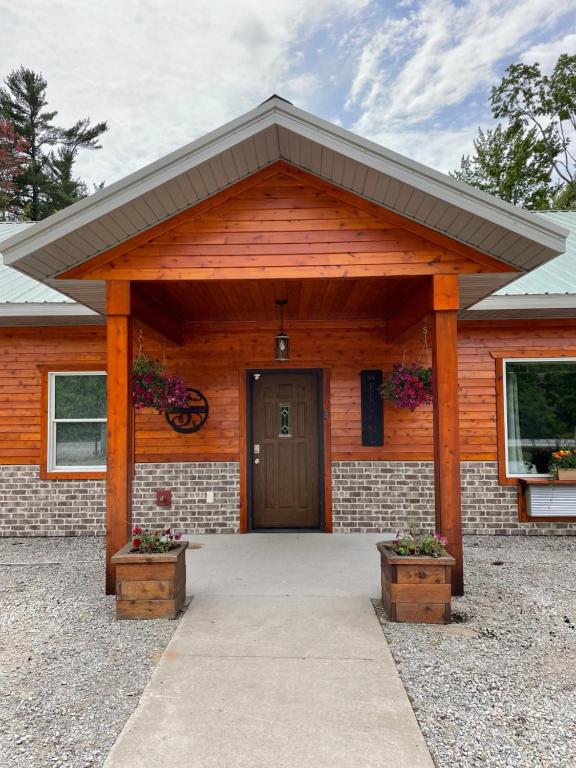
[375,535,576,768]
[0,537,178,768]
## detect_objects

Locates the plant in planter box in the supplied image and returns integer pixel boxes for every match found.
[377,522,454,625]
[392,523,448,557]
[111,525,188,620]
[549,449,576,479]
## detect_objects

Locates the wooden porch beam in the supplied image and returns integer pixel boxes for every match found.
[105,281,134,594]
[130,285,182,346]
[431,275,464,595]
[387,275,459,342]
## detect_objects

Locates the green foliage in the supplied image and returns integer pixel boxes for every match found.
[452,124,557,209]
[54,374,106,419]
[0,66,107,220]
[453,54,576,209]
[392,521,448,558]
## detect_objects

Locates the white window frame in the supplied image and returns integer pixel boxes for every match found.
[47,371,107,473]
[503,357,576,479]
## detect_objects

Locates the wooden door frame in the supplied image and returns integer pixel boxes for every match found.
[240,368,331,533]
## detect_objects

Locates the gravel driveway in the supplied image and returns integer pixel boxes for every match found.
[0,537,178,768]
[376,536,576,768]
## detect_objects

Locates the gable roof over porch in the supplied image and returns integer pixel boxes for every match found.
[0,96,568,314]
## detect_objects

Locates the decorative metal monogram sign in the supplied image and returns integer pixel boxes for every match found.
[165,388,209,434]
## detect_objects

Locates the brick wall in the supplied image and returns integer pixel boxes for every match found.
[0,462,240,537]
[0,465,106,537]
[1,461,575,537]
[132,462,240,534]
[332,461,576,535]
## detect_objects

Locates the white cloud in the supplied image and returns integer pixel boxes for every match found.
[366,123,480,174]
[521,33,576,71]
[0,0,367,186]
[348,0,576,136]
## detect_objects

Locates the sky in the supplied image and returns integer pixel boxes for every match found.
[1,0,575,188]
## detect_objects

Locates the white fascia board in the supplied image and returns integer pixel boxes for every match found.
[0,303,98,317]
[273,107,569,254]
[0,103,280,265]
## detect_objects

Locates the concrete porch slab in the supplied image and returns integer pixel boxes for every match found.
[104,534,434,768]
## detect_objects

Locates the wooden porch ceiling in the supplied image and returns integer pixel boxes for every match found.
[134,276,428,323]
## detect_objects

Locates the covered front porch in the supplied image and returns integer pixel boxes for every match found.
[101,268,465,595]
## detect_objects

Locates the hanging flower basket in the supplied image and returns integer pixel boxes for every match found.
[132,355,189,413]
[380,363,433,411]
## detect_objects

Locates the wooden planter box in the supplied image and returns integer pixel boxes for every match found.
[112,541,188,619]
[558,468,576,480]
[377,542,455,624]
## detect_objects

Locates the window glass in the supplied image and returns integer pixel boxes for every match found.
[54,374,106,419]
[506,360,576,475]
[49,373,107,471]
[55,422,107,467]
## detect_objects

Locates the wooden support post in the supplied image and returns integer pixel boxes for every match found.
[105,281,133,595]
[431,275,464,596]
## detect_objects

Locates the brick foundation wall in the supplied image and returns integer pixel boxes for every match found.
[331,461,576,535]
[0,465,106,537]
[132,462,240,534]
[1,461,575,537]
[0,462,240,537]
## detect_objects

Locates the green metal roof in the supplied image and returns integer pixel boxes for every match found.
[0,223,74,303]
[498,211,576,296]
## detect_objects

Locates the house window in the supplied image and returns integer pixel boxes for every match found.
[48,372,107,472]
[504,359,576,477]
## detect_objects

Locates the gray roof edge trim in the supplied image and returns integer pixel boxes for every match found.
[0,303,98,316]
[0,96,568,269]
[274,109,569,254]
[470,294,576,310]
[1,103,280,265]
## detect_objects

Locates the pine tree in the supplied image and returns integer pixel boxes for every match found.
[0,67,107,220]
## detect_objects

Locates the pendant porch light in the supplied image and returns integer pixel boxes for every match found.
[274,299,290,362]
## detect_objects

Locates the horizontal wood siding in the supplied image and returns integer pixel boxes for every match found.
[0,328,107,464]
[67,169,501,282]
[2,319,576,466]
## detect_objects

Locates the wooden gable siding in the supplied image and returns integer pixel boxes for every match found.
[60,164,509,283]
[3,319,576,467]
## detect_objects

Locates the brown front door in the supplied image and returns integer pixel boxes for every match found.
[250,371,322,529]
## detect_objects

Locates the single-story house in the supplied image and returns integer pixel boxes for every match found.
[0,96,575,595]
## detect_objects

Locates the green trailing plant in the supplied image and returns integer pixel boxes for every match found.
[392,521,448,558]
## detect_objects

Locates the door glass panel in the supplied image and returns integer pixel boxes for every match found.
[279,404,291,438]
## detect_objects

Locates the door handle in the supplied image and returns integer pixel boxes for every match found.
[254,444,260,465]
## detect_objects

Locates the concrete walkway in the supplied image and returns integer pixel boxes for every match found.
[104,534,434,768]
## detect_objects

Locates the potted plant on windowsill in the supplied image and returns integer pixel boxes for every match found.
[377,523,455,625]
[111,527,188,620]
[549,449,576,480]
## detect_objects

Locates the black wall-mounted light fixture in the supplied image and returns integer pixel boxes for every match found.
[274,299,290,362]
